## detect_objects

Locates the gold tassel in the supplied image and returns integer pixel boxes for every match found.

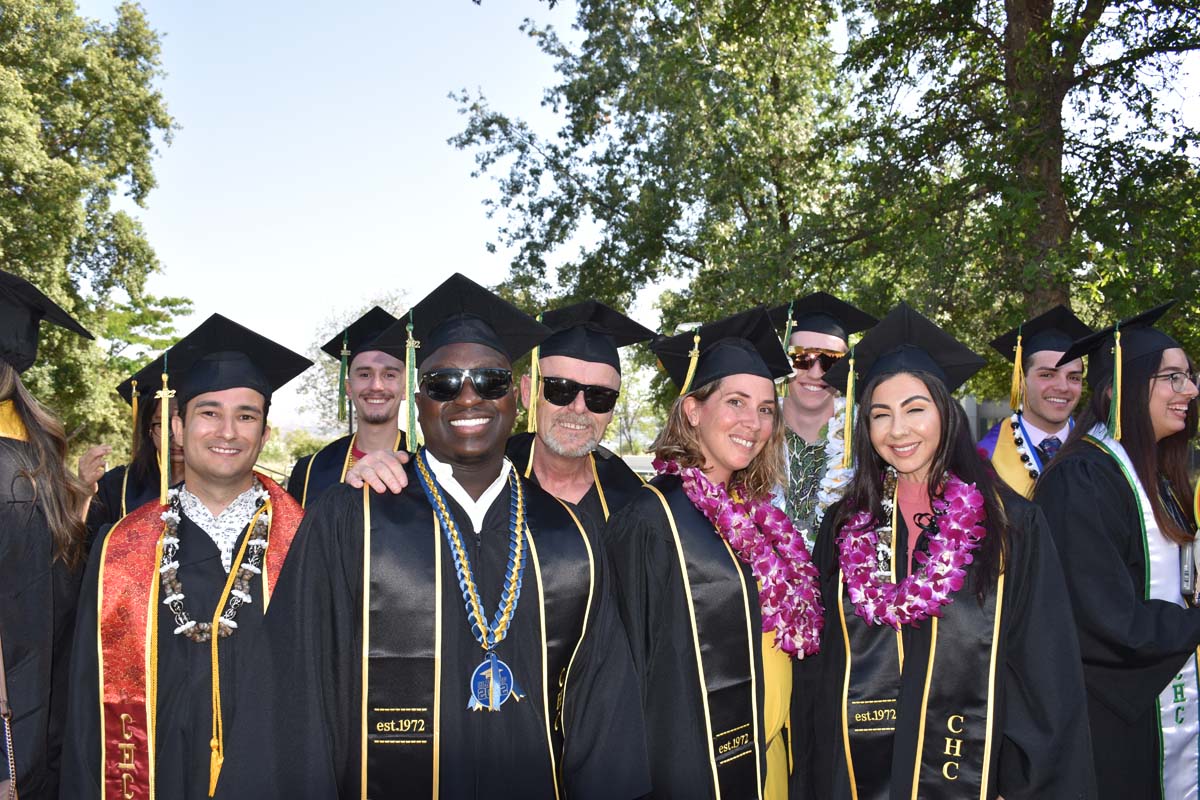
[526,313,542,434]
[130,379,139,457]
[842,347,856,469]
[155,356,174,505]
[405,314,420,454]
[1009,329,1024,412]
[1109,328,1123,441]
[679,331,702,396]
[780,301,795,398]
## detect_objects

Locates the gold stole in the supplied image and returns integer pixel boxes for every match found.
[990,420,1034,498]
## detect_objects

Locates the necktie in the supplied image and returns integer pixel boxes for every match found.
[1038,435,1062,462]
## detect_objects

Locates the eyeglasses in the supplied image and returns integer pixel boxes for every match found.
[540,376,620,414]
[788,347,845,373]
[1152,371,1200,394]
[419,368,513,402]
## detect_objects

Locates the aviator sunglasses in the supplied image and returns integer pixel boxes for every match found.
[540,376,620,414]
[419,368,514,402]
[788,347,845,373]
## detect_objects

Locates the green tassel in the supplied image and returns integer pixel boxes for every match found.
[780,300,795,398]
[337,331,349,422]
[406,313,420,453]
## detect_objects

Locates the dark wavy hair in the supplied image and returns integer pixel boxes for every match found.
[1044,348,1196,544]
[0,363,90,569]
[831,370,1011,596]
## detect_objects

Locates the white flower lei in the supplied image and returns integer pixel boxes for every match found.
[1008,411,1040,481]
[814,396,855,527]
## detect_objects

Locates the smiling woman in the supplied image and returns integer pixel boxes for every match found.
[604,306,823,800]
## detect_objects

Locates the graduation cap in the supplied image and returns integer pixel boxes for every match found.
[652,306,791,396]
[823,302,986,468]
[1056,301,1178,441]
[370,273,551,452]
[524,300,655,433]
[989,305,1093,412]
[768,292,877,344]
[0,269,94,373]
[319,306,399,422]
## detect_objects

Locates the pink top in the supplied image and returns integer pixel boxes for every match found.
[896,478,933,573]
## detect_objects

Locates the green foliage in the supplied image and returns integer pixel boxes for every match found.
[296,291,410,434]
[0,0,184,456]
[454,0,1200,407]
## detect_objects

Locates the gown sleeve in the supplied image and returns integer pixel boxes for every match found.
[1034,455,1200,721]
[557,538,652,800]
[214,485,364,799]
[994,500,1097,799]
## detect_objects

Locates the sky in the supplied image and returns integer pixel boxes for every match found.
[75,0,585,429]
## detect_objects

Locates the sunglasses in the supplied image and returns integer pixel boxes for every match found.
[789,347,845,372]
[540,376,620,414]
[419,368,513,402]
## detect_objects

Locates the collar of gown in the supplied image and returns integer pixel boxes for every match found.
[425,449,512,534]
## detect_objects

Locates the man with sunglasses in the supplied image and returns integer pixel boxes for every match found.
[980,306,1093,497]
[286,307,407,509]
[215,273,649,799]
[507,300,656,527]
[767,293,877,543]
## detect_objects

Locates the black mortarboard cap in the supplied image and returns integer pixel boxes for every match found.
[823,302,985,401]
[117,355,170,406]
[372,273,550,367]
[0,269,94,373]
[319,306,399,362]
[768,292,877,344]
[1058,301,1178,391]
[168,314,313,406]
[536,300,655,373]
[990,305,1094,364]
[653,306,791,393]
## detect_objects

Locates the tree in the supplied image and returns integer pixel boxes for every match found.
[0,0,185,457]
[296,292,411,435]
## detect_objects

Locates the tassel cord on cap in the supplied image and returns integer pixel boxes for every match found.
[679,331,702,396]
[842,347,856,470]
[526,313,542,434]
[780,300,795,399]
[1109,328,1123,441]
[405,314,420,454]
[130,379,139,457]
[1009,329,1024,412]
[337,331,349,422]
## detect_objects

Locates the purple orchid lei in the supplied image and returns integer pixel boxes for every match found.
[654,458,824,658]
[836,472,987,629]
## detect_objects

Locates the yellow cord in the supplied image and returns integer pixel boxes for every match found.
[1112,330,1123,441]
[131,379,139,457]
[156,371,174,505]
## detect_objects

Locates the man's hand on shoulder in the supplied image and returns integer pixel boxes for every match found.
[345,450,411,494]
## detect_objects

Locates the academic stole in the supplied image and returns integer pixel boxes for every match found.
[990,418,1035,498]
[653,482,767,800]
[363,480,593,797]
[96,476,302,800]
[1086,430,1200,799]
[837,567,1002,800]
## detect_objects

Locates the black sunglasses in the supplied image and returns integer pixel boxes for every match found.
[788,348,845,373]
[540,376,620,414]
[419,368,513,402]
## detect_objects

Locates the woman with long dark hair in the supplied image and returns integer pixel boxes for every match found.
[1035,302,1200,800]
[793,302,1094,799]
[0,270,94,797]
[80,356,185,538]
[605,307,824,799]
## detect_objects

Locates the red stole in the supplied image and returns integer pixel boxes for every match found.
[96,474,302,799]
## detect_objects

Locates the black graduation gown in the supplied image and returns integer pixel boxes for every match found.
[0,438,80,799]
[286,432,408,510]
[604,474,775,800]
[215,463,649,800]
[792,491,1096,799]
[60,510,268,800]
[1035,446,1200,800]
[86,464,159,543]
[506,432,645,528]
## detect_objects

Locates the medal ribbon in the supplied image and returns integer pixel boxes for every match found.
[414,452,527,710]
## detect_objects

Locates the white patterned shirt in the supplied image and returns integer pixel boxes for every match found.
[178,480,266,573]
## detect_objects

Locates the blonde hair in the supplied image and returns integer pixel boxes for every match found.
[652,377,784,499]
[0,363,90,569]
